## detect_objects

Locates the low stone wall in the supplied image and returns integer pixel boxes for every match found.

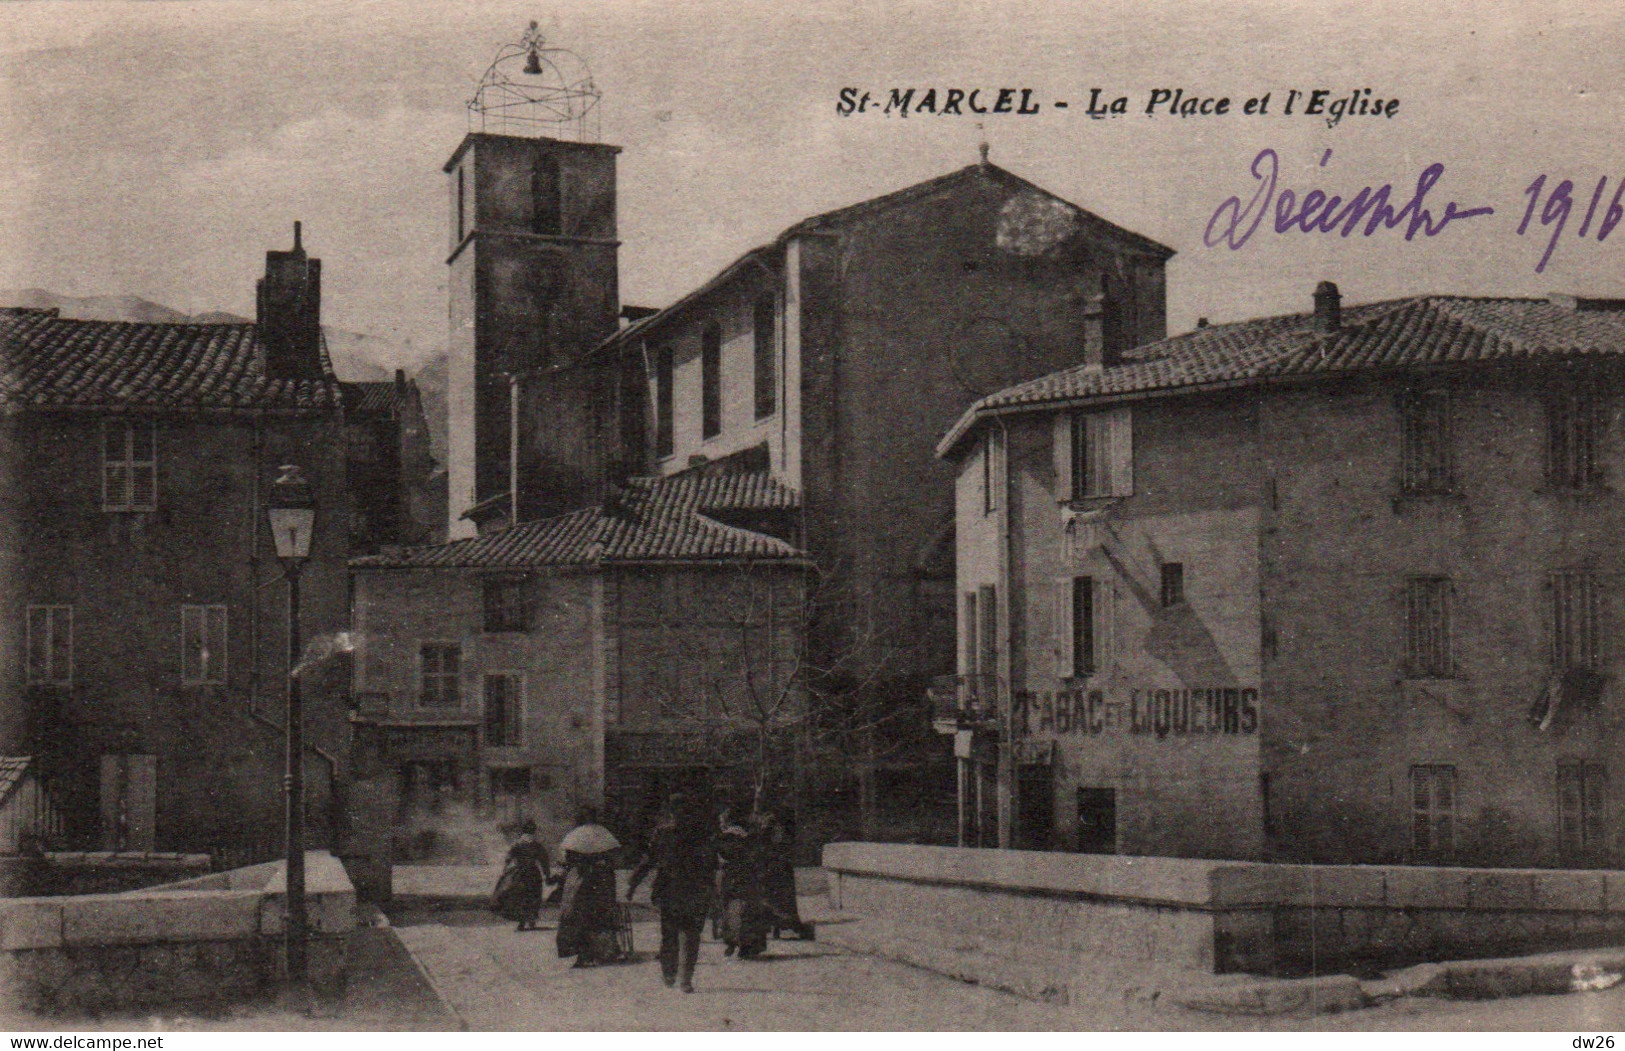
[0,852,356,1013]
[0,852,213,898]
[821,843,1625,999]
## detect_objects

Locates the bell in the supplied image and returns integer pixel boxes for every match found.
[523,48,543,75]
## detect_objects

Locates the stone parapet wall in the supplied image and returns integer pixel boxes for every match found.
[822,843,1625,991]
[0,852,355,1013]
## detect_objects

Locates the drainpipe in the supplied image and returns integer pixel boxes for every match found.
[509,373,521,526]
[995,417,1014,850]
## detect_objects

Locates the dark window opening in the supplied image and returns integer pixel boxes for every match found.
[753,295,776,420]
[1159,563,1185,607]
[701,323,722,439]
[484,674,522,747]
[1015,763,1055,851]
[655,345,674,458]
[1552,570,1604,671]
[483,579,530,633]
[1072,577,1095,677]
[420,644,461,707]
[532,154,561,236]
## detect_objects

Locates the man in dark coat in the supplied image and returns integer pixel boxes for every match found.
[628,793,716,993]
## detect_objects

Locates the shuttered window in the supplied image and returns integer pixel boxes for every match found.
[1054,408,1132,501]
[26,605,72,686]
[701,323,722,440]
[484,673,523,747]
[1399,390,1454,493]
[180,604,227,685]
[1404,577,1453,678]
[655,346,675,457]
[103,420,157,511]
[1410,764,1456,859]
[1548,391,1608,490]
[420,643,461,707]
[1552,570,1604,671]
[753,295,776,420]
[1558,760,1608,867]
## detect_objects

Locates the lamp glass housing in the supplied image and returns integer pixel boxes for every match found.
[268,506,316,562]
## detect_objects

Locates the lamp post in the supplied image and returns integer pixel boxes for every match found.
[267,464,316,982]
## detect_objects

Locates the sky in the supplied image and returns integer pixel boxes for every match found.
[3,0,1624,369]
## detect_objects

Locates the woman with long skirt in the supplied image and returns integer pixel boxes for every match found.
[715,808,769,959]
[555,806,623,967]
[496,819,551,932]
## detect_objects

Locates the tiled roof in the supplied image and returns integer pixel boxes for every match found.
[0,756,33,808]
[340,380,409,416]
[0,309,342,413]
[627,471,800,512]
[939,296,1625,455]
[600,163,1174,352]
[353,471,804,569]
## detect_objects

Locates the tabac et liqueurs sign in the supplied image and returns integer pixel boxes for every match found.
[1012,687,1260,739]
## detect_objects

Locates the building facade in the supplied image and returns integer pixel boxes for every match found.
[346,472,809,862]
[942,286,1625,868]
[591,158,1175,840]
[0,230,354,861]
[341,371,440,551]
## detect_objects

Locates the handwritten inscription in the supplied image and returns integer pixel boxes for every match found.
[1012,687,1260,739]
[1205,148,1494,251]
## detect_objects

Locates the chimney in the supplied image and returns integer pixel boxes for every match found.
[1313,281,1341,332]
[257,222,323,380]
[395,368,407,398]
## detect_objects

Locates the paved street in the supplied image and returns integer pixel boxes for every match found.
[387,904,1625,1032]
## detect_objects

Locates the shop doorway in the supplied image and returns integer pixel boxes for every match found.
[1075,786,1117,854]
[1015,763,1055,851]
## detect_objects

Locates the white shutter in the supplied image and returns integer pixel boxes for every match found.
[1097,578,1118,671]
[1108,407,1134,497]
[1085,415,1109,497]
[1055,578,1074,679]
[1052,413,1073,501]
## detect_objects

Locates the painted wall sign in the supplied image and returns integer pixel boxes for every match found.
[1012,687,1259,738]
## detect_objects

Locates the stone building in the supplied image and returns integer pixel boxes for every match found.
[340,371,440,551]
[588,155,1175,840]
[0,229,354,861]
[346,471,808,862]
[940,284,1625,868]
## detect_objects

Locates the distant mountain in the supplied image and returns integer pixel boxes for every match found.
[1,288,448,461]
[0,289,191,324]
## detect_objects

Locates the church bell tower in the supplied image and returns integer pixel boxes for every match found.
[445,23,621,537]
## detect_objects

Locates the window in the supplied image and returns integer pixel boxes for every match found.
[455,167,465,241]
[103,420,156,511]
[483,579,530,633]
[753,295,776,420]
[1404,576,1453,678]
[180,604,227,685]
[1159,563,1185,608]
[1398,390,1454,493]
[1558,760,1608,867]
[701,323,722,440]
[982,431,1003,515]
[976,583,997,678]
[962,590,978,672]
[1410,764,1456,858]
[483,673,522,747]
[1059,576,1113,679]
[1055,408,1132,501]
[1552,570,1604,671]
[420,644,461,707]
[655,345,674,458]
[25,605,72,686]
[490,767,532,823]
[532,154,561,236]
[1548,391,1607,489]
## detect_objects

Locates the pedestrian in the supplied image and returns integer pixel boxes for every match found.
[760,810,813,940]
[493,819,551,932]
[716,807,769,959]
[555,806,623,968]
[627,793,717,993]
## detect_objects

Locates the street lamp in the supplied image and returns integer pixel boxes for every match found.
[267,464,315,982]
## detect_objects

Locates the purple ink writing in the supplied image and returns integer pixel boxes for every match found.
[1518,173,1624,273]
[1205,148,1495,251]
